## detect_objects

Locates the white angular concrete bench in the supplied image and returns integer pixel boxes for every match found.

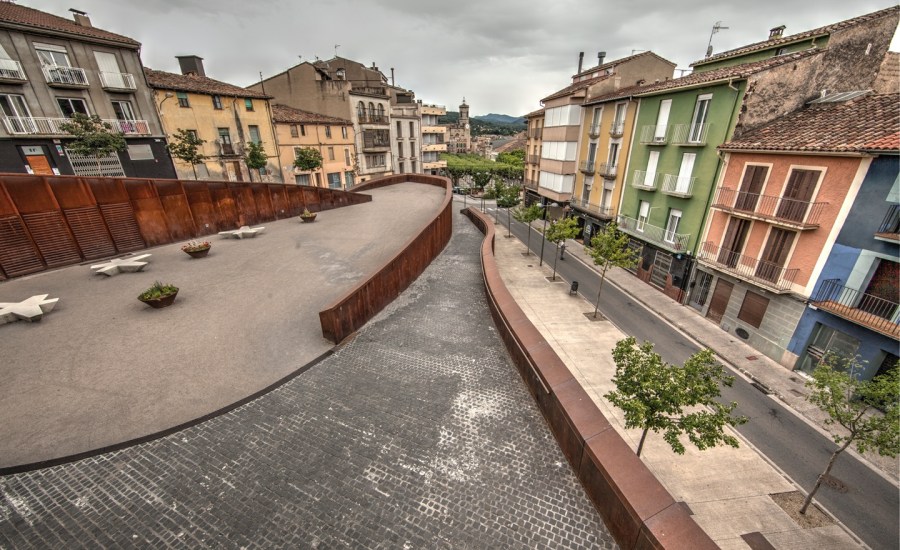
[218,226,265,239]
[90,254,152,277]
[0,294,59,324]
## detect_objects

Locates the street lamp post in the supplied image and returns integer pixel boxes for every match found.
[538,201,557,267]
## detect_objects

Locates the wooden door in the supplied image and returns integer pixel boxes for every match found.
[718,217,750,267]
[25,155,53,176]
[735,165,767,211]
[706,279,733,323]
[777,169,819,222]
[756,228,795,283]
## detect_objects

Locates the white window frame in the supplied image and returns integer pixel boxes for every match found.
[689,94,712,142]
[637,201,650,232]
[665,209,682,243]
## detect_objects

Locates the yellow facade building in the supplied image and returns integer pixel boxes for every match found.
[271,104,356,189]
[145,56,280,182]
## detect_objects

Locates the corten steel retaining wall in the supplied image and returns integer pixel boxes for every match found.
[462,207,717,550]
[0,174,371,280]
[318,174,452,343]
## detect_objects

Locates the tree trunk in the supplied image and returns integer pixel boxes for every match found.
[800,438,853,514]
[507,208,512,238]
[191,164,198,179]
[552,244,559,281]
[525,221,532,255]
[636,428,650,457]
[593,269,607,318]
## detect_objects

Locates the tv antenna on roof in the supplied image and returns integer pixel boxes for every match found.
[706,21,729,58]
[334,44,341,57]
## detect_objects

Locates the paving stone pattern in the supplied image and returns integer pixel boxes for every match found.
[0,208,615,549]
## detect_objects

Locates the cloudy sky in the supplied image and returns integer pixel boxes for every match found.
[23,0,900,116]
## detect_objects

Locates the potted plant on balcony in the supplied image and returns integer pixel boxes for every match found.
[300,208,317,223]
[181,240,211,258]
[138,281,179,309]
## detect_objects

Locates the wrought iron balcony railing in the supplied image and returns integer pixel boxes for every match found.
[875,204,900,241]
[42,65,88,86]
[618,215,690,252]
[570,197,613,219]
[0,59,26,81]
[811,278,899,339]
[588,124,601,138]
[358,113,389,124]
[597,162,617,178]
[698,241,799,292]
[711,187,827,229]
[609,121,625,137]
[639,125,668,145]
[103,119,150,135]
[528,128,543,139]
[660,174,695,197]
[630,170,658,190]
[2,116,150,135]
[99,71,136,90]
[580,160,596,173]
[526,154,541,165]
[671,123,711,145]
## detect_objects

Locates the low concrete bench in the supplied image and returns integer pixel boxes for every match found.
[0,294,59,324]
[90,254,152,277]
[218,226,265,239]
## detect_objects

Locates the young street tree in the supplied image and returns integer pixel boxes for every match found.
[587,223,640,318]
[293,147,323,173]
[167,128,206,179]
[59,113,126,176]
[543,215,579,281]
[244,141,268,182]
[512,203,543,255]
[800,357,899,515]
[605,337,747,457]
[495,184,521,238]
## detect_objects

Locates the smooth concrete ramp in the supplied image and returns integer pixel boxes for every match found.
[0,183,443,469]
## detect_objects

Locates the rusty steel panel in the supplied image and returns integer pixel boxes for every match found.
[228,183,258,226]
[285,186,304,216]
[63,206,116,259]
[267,185,289,219]
[0,215,44,277]
[99,203,145,252]
[3,175,57,214]
[300,186,320,212]
[158,191,197,241]
[183,182,219,234]
[85,177,129,204]
[209,182,239,230]
[125,180,171,247]
[251,184,274,221]
[21,211,82,267]
[46,177,95,209]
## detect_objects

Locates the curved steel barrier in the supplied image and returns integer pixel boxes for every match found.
[462,206,716,550]
[318,174,452,343]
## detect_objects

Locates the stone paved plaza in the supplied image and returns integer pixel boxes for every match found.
[0,207,615,549]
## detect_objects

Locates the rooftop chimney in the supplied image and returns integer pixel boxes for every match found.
[391,67,395,86]
[769,25,786,40]
[176,55,206,77]
[598,51,606,65]
[68,8,91,27]
[577,51,584,74]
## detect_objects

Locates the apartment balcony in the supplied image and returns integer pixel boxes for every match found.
[423,160,446,170]
[523,178,539,190]
[526,154,540,165]
[597,162,617,179]
[103,119,150,135]
[570,197,613,220]
[810,279,899,339]
[671,123,711,146]
[579,160,596,174]
[363,143,391,153]
[698,241,799,293]
[875,204,900,242]
[711,187,827,229]
[588,124,601,138]
[422,143,446,152]
[422,125,445,134]
[358,113,389,125]
[217,141,242,157]
[99,71,136,91]
[609,121,625,138]
[42,65,88,87]
[618,215,689,253]
[0,59,26,82]
[660,173,695,198]
[639,125,668,145]
[630,170,658,190]
[352,86,388,97]
[528,128,543,139]
[420,104,446,116]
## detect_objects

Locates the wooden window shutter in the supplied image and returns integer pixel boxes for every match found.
[737,290,769,328]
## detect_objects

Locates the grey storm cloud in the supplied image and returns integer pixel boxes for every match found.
[22,0,899,116]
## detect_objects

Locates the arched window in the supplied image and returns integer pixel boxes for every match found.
[357,102,365,119]
[377,104,385,119]
[368,102,376,117]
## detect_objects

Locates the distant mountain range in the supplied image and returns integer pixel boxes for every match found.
[438,111,527,136]
[474,113,526,125]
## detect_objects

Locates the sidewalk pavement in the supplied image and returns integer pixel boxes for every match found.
[490,218,864,549]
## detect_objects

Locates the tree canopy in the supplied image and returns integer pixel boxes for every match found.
[293,147,323,172]
[60,113,126,159]
[441,153,523,188]
[167,128,206,178]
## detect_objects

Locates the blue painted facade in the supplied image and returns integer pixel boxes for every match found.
[789,156,899,380]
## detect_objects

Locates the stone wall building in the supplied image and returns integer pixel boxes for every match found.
[445,98,471,154]
[271,104,355,189]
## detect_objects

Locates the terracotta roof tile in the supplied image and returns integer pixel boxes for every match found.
[542,73,612,102]
[524,108,545,118]
[271,104,351,125]
[571,51,675,79]
[0,3,140,47]
[597,49,823,102]
[691,5,899,68]
[874,51,900,94]
[721,93,900,153]
[144,68,271,99]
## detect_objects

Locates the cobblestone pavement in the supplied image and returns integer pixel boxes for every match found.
[0,208,616,549]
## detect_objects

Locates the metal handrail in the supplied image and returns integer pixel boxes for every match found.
[711,187,827,227]
[698,241,798,291]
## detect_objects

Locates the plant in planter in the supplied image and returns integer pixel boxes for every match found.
[138,281,179,309]
[300,208,317,223]
[181,240,212,258]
